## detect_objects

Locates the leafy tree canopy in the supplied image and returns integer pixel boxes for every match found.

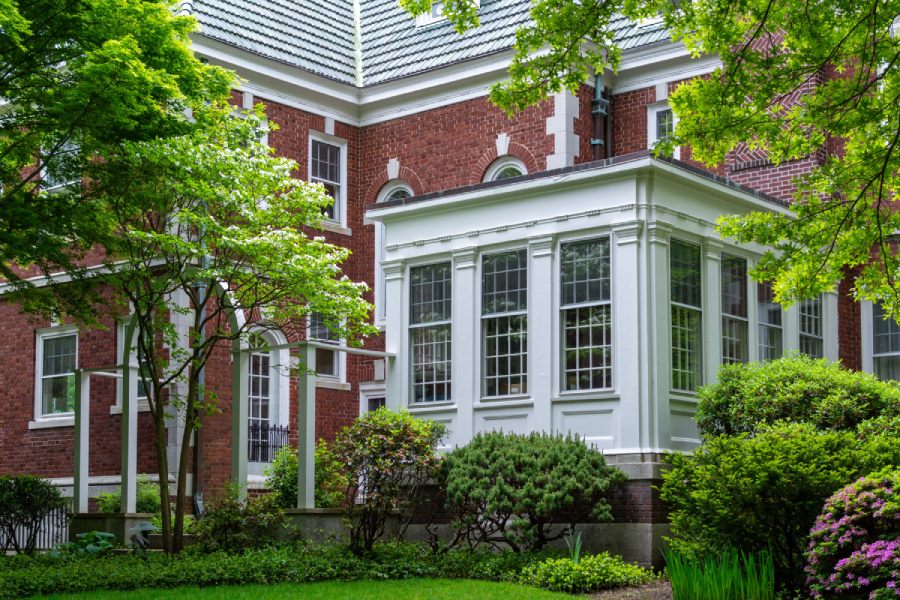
[403,0,900,316]
[0,0,232,319]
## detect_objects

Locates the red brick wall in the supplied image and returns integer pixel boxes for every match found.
[0,300,158,479]
[838,271,862,371]
[612,87,655,157]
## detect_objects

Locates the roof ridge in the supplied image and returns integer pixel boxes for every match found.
[353,0,363,86]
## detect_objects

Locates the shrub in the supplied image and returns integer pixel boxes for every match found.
[519,552,654,593]
[660,422,900,590]
[664,548,775,600]
[696,354,900,436]
[331,408,445,555]
[265,441,348,509]
[96,476,162,514]
[805,470,900,599]
[0,475,68,554]
[442,432,626,552]
[191,486,285,553]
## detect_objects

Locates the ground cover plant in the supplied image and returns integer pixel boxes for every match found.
[805,470,900,599]
[38,579,573,600]
[0,542,560,598]
[664,548,775,600]
[695,355,900,436]
[441,431,626,552]
[660,422,900,590]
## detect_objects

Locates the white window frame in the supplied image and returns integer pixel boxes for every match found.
[33,325,78,423]
[670,238,703,392]
[799,294,825,358]
[308,131,348,227]
[757,281,784,362]
[483,156,528,182]
[861,300,900,380]
[415,0,480,26]
[307,312,347,385]
[409,261,453,404]
[481,248,529,399]
[375,181,415,328]
[647,101,680,160]
[359,382,387,415]
[720,253,749,364]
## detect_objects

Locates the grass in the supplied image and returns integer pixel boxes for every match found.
[665,548,775,600]
[39,579,576,599]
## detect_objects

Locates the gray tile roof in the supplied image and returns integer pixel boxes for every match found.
[191,0,670,87]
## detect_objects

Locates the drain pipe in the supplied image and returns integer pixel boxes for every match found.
[590,73,613,161]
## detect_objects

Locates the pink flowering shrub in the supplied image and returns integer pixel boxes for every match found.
[805,470,900,599]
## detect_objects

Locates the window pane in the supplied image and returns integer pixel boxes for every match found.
[722,317,748,364]
[873,303,900,355]
[315,348,337,376]
[875,355,900,381]
[310,312,337,342]
[799,295,823,358]
[483,315,527,396]
[411,324,452,403]
[42,374,74,415]
[757,282,783,362]
[561,239,610,305]
[311,140,340,184]
[482,250,527,314]
[672,305,702,392]
[670,240,701,308]
[410,263,452,324]
[43,334,76,376]
[563,305,612,391]
[656,109,674,142]
[493,165,523,180]
[721,255,747,318]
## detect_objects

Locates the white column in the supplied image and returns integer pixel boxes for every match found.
[452,248,477,445]
[784,303,801,352]
[823,292,840,361]
[646,222,671,450]
[230,342,249,497]
[612,222,643,450]
[296,344,316,509]
[73,370,90,513]
[747,261,760,363]
[120,365,138,514]
[529,236,554,432]
[383,261,405,409]
[702,240,723,386]
[861,300,874,373]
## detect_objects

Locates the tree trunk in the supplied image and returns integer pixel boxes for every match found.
[153,401,172,553]
[173,376,198,554]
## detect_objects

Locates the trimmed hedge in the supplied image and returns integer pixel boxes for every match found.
[0,543,556,598]
[696,355,900,436]
[519,553,654,593]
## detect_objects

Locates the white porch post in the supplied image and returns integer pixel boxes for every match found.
[646,222,672,449]
[702,240,723,386]
[120,317,138,513]
[73,369,90,513]
[297,343,316,509]
[383,261,404,409]
[231,340,249,497]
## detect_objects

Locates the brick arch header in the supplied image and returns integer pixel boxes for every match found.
[363,166,425,204]
[472,142,540,185]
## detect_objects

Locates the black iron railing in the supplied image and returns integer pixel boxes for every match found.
[248,422,290,463]
[1,504,70,552]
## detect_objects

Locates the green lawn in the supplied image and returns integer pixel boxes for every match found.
[40,579,576,599]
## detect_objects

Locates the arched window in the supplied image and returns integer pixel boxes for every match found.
[484,156,527,182]
[247,327,290,468]
[378,181,414,203]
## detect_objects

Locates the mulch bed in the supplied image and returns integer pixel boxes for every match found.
[591,581,672,600]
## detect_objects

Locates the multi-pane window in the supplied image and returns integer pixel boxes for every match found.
[656,108,674,143]
[42,140,79,191]
[310,139,342,221]
[39,331,77,416]
[721,255,748,364]
[758,282,783,361]
[670,240,702,391]
[409,263,452,403]
[560,238,612,391]
[799,295,824,358]
[248,352,271,461]
[872,303,900,381]
[482,250,528,397]
[309,312,340,378]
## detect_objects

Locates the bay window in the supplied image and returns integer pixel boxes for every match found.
[757,282,783,361]
[799,295,824,358]
[721,254,748,364]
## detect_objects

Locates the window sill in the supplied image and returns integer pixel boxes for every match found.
[408,401,457,414]
[320,221,352,236]
[315,378,351,391]
[29,416,75,430]
[553,391,619,403]
[475,396,533,410]
[109,401,152,415]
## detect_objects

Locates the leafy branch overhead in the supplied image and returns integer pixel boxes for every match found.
[405,0,900,317]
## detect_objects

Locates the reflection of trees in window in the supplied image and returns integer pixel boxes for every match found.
[410,263,452,403]
[670,240,702,391]
[721,254,748,364]
[799,296,824,358]
[482,250,527,396]
[757,282,783,361]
